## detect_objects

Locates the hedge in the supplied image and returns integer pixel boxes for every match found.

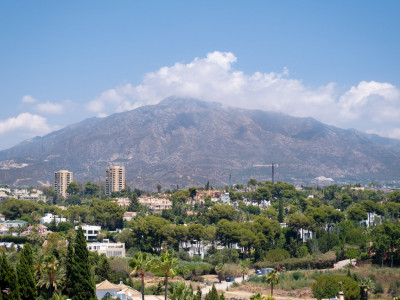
[254,251,336,271]
[0,235,28,244]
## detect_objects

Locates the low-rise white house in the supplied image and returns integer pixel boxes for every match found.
[40,213,66,225]
[87,239,126,257]
[96,280,141,300]
[360,212,382,228]
[1,220,27,228]
[75,225,101,241]
[298,228,313,242]
[220,192,230,203]
[179,240,212,259]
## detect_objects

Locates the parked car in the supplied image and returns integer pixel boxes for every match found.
[256,268,274,275]
[225,276,235,282]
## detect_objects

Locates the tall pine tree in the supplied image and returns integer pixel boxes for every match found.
[70,227,96,300]
[16,243,37,300]
[0,253,20,300]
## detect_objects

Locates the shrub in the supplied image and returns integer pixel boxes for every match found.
[232,281,240,287]
[374,282,384,294]
[312,275,360,300]
[264,249,290,262]
[291,271,305,281]
[247,274,266,283]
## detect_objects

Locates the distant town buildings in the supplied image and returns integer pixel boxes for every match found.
[105,165,125,196]
[138,197,172,213]
[0,187,47,202]
[115,197,130,207]
[54,170,73,198]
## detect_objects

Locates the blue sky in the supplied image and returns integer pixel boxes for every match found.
[1,1,400,150]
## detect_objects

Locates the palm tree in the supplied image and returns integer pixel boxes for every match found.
[360,278,375,300]
[37,255,61,298]
[265,270,280,297]
[250,293,267,300]
[215,263,225,283]
[238,261,249,280]
[129,252,156,300]
[155,250,178,300]
[168,281,194,300]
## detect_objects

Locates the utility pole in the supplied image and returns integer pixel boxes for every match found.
[253,163,279,184]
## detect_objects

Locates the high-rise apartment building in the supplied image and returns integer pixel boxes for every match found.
[54,170,73,198]
[105,165,125,196]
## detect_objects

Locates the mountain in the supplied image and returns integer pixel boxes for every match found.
[1,97,400,189]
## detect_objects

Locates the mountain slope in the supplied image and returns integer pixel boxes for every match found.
[1,97,400,189]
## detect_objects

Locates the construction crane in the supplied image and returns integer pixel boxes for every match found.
[253,163,279,184]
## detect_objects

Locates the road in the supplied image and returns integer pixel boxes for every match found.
[201,275,249,295]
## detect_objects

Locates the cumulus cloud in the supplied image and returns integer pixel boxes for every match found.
[35,101,65,114]
[21,95,37,103]
[20,95,73,115]
[0,113,53,135]
[87,51,400,139]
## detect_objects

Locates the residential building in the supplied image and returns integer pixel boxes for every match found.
[54,170,73,198]
[40,213,67,225]
[116,197,130,207]
[123,212,137,222]
[21,225,50,237]
[76,225,101,241]
[298,228,313,242]
[0,188,47,202]
[1,220,27,228]
[138,197,172,213]
[179,240,212,259]
[87,239,126,257]
[105,165,125,196]
[360,212,382,228]
[96,280,141,300]
[0,224,9,235]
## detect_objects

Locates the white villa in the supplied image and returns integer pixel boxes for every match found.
[40,213,66,225]
[75,225,101,241]
[87,239,126,257]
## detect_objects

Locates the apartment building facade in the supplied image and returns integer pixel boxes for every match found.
[54,170,73,198]
[105,165,125,196]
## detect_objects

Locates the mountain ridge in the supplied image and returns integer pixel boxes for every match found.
[1,97,400,189]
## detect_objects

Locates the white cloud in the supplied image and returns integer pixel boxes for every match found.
[21,95,37,103]
[35,101,65,114]
[0,113,53,135]
[87,51,400,139]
